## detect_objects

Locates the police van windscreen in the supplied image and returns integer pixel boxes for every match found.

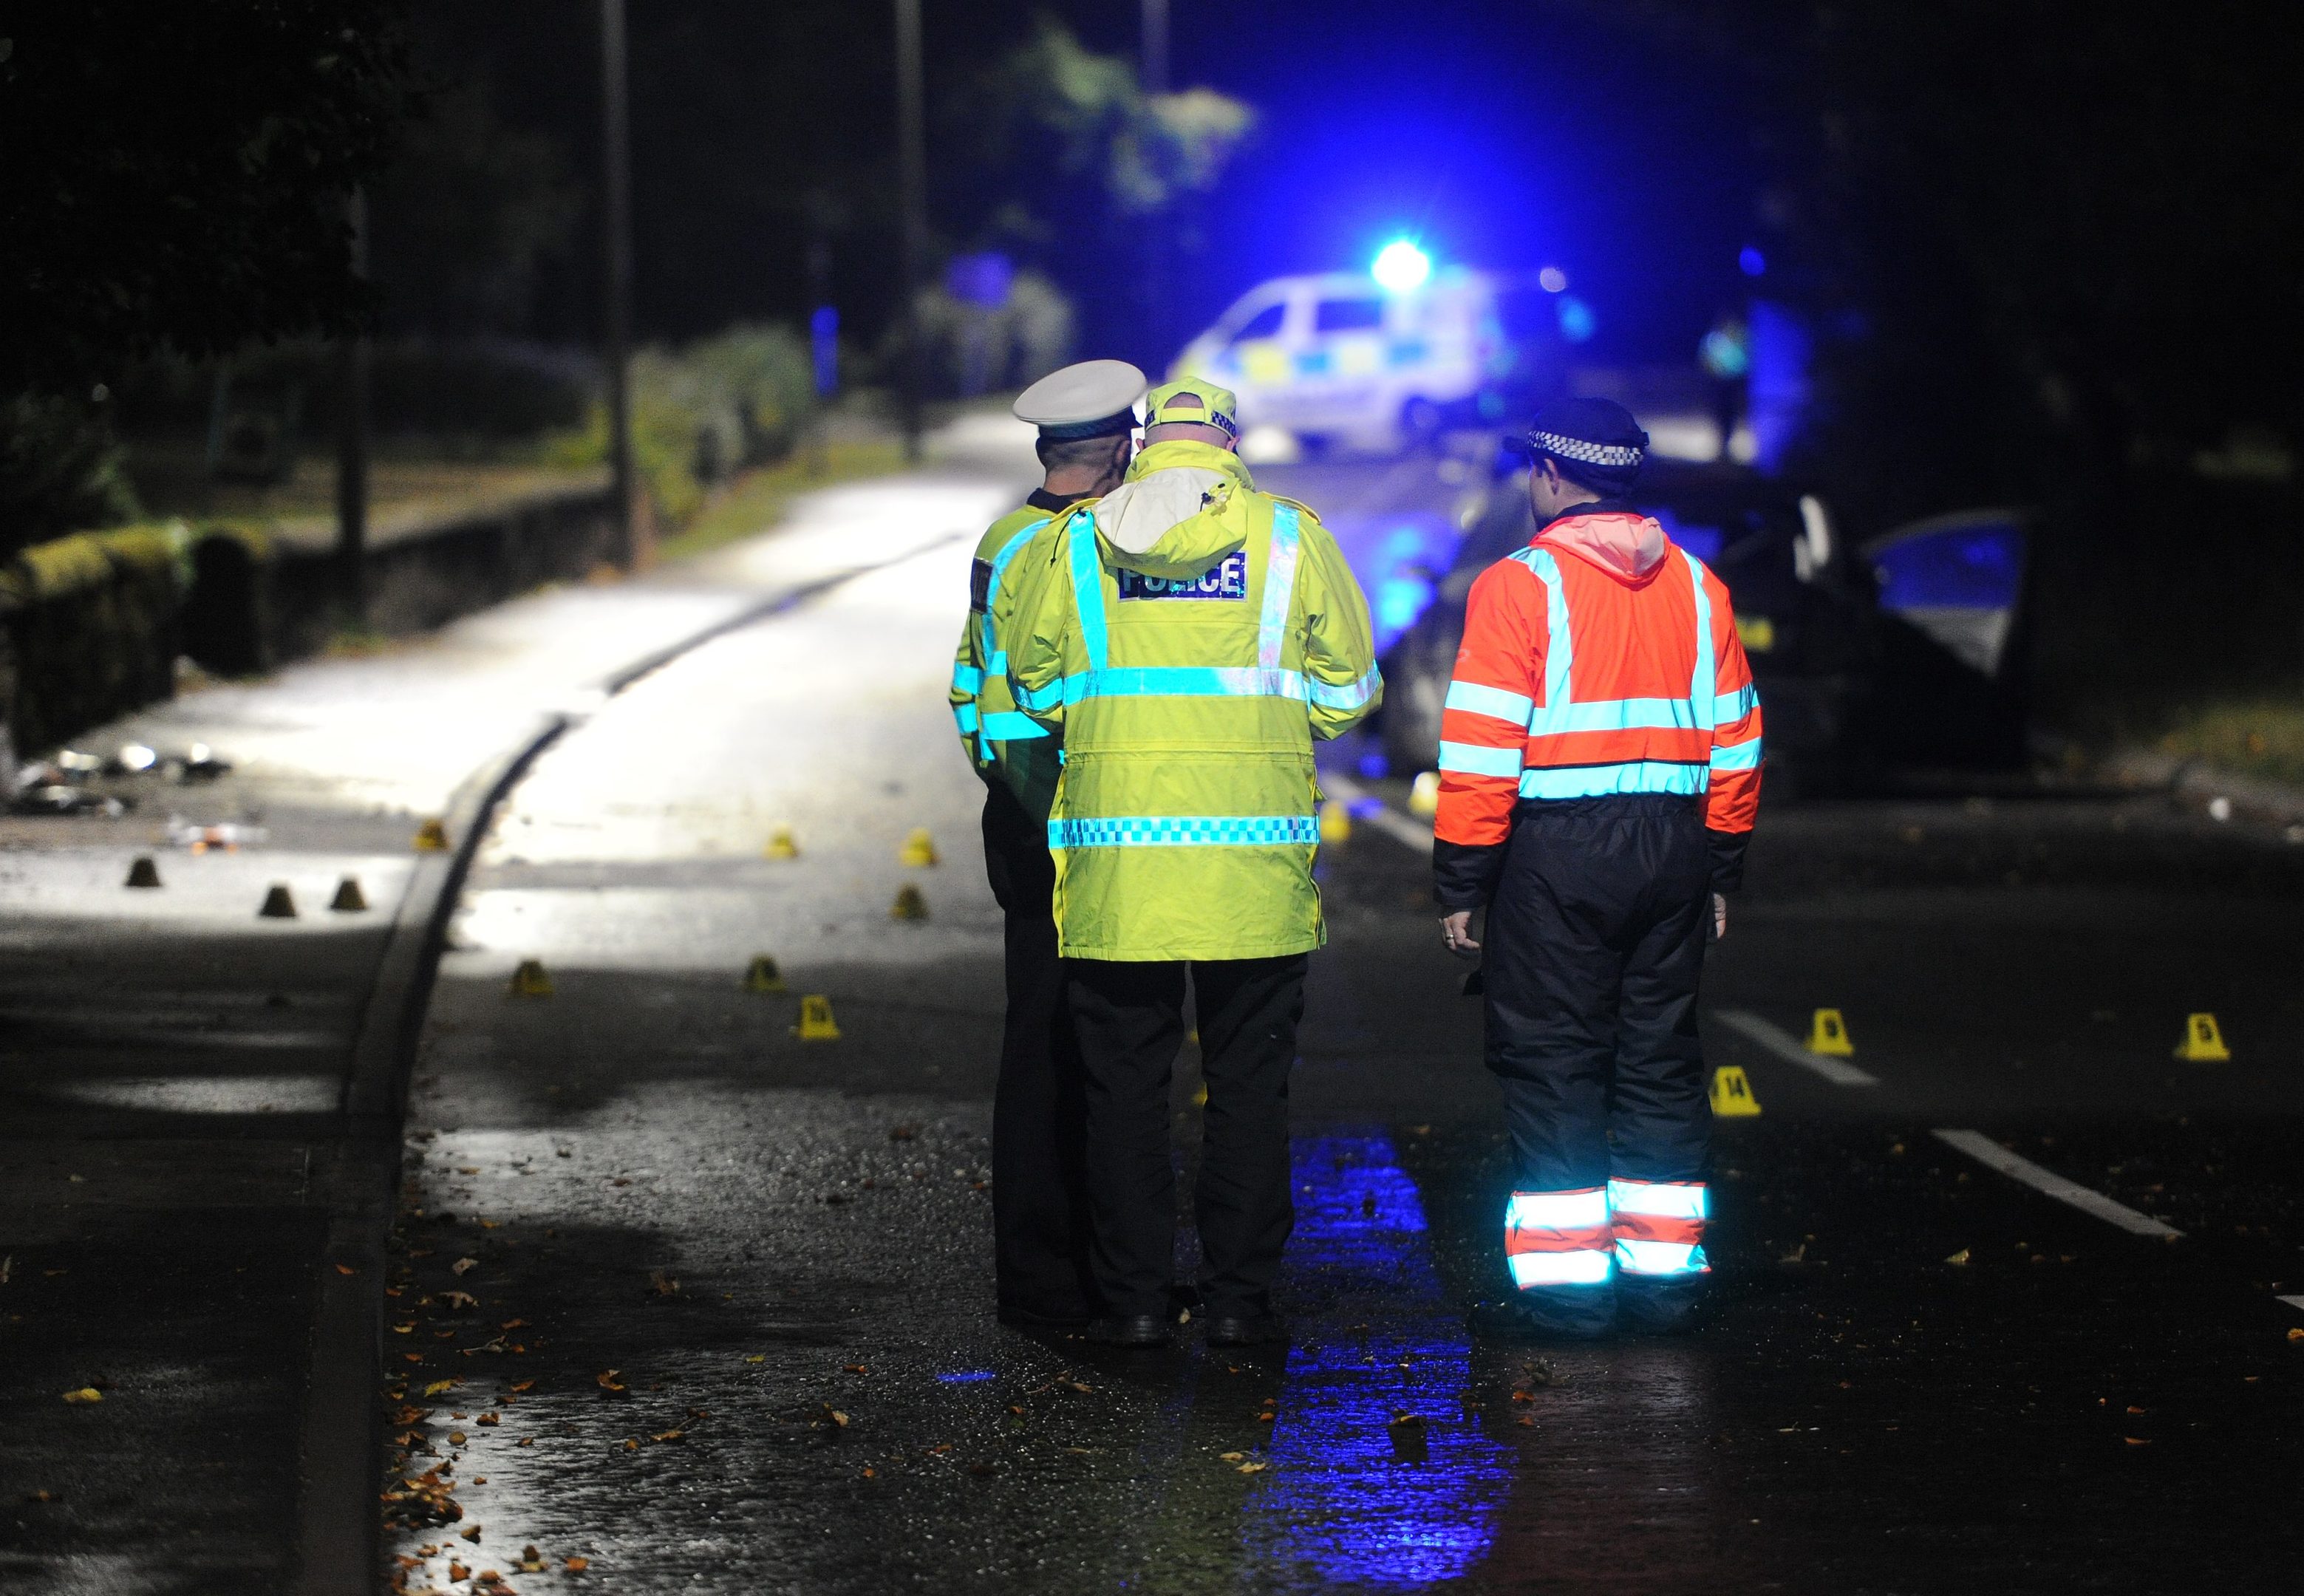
[1315,299,1385,332]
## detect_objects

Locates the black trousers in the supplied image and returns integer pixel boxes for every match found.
[1064,954,1306,1321]
[1484,794,1712,1200]
[981,785,1097,1321]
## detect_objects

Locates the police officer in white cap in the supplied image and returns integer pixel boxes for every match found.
[949,358,1148,1329]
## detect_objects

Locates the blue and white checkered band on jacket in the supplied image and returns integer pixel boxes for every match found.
[1115,550,1249,601]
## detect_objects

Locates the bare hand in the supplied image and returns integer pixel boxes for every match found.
[1712,893,1728,941]
[1441,910,1481,958]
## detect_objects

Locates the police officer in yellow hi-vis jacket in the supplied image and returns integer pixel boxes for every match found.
[1005,380,1382,1347]
[950,359,1148,1331]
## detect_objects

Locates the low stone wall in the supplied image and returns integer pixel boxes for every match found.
[4,473,615,758]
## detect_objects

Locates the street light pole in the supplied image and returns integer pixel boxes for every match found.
[600,0,638,565]
[335,187,370,625]
[894,0,927,463]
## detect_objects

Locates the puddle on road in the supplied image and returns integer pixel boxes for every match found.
[1244,1130,1512,1586]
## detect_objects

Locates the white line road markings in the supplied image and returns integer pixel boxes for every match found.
[1933,1129,2184,1238]
[1319,773,1436,853]
[1712,1009,1881,1086]
[2277,1295,2304,1313]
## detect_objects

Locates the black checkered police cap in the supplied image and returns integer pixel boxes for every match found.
[1012,359,1148,441]
[1516,397,1649,491]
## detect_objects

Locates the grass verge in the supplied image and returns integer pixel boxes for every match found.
[654,438,907,565]
[2141,692,2304,787]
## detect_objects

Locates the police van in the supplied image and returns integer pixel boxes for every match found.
[1171,267,1542,452]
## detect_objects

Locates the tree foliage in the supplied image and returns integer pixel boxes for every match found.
[0,1,417,394]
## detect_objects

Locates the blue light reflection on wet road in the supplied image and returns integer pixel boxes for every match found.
[1245,1130,1512,1587]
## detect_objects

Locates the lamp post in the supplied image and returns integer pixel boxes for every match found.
[894,0,927,463]
[335,187,370,624]
[600,0,638,565]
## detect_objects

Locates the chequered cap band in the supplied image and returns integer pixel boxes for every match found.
[1528,431,1644,469]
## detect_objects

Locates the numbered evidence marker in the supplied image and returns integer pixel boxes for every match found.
[1804,1008,1855,1057]
[794,995,842,1041]
[2173,1012,2231,1063]
[1710,1065,1762,1118]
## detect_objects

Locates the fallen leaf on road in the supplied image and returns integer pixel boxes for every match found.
[1515,1414,1536,1427]
[336,1264,358,1276]
[745,1355,766,1364]
[650,1429,686,1444]
[2288,1328,2303,1344]
[844,1364,868,1374]
[648,1271,678,1297]
[449,1431,467,1445]
[61,1388,100,1405]
[822,1405,850,1428]
[1065,1380,1094,1394]
[517,1546,545,1572]
[563,1557,587,1572]
[2126,1405,2147,1415]
[477,1413,500,1427]
[448,1563,468,1583]
[621,1439,638,1453]
[1236,1460,1269,1474]
[393,1323,415,1335]
[596,1370,626,1392]
[2123,1436,2151,1447]
[460,1525,482,1542]
[423,1380,458,1397]
[499,1319,526,1330]
[1945,1248,1971,1266]
[508,1380,534,1393]
[451,1259,478,1276]
[1389,1412,1425,1429]
[443,1292,477,1310]
[516,1438,534,1447]
[1219,1450,1245,1462]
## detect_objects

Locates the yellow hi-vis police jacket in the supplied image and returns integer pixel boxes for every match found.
[1003,440,1382,961]
[950,502,1066,819]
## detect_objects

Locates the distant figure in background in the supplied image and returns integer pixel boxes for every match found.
[1005,380,1382,1348]
[1434,398,1763,1340]
[949,359,1147,1330]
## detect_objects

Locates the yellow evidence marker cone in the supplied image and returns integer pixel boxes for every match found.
[259,884,298,918]
[794,994,842,1040]
[898,828,940,867]
[1710,1065,1762,1118]
[1408,771,1441,819]
[890,883,929,921]
[1805,1009,1855,1056]
[743,954,787,993]
[330,876,368,913]
[508,959,554,998]
[764,825,800,861]
[1319,799,1353,844]
[2174,1012,2231,1062]
[413,817,451,853]
[125,856,162,889]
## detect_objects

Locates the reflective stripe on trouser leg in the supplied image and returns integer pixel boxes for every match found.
[1504,1188,1612,1287]
[1607,1179,1710,1276]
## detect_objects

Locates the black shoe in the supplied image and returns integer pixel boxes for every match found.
[1468,1295,1613,1341]
[1083,1314,1172,1347]
[1204,1313,1289,1347]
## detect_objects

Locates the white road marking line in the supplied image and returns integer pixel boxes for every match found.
[2277,1295,2304,1313]
[1932,1129,2184,1238]
[1712,1009,1881,1086]
[1320,773,1435,853]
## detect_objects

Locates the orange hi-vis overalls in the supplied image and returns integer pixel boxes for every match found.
[1434,505,1761,1322]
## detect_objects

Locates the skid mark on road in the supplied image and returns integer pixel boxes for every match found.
[1933,1128,2183,1237]
[1247,1130,1510,1587]
[1714,1009,1881,1086]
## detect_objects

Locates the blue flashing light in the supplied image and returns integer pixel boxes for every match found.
[1739,245,1767,277]
[1556,295,1598,344]
[1371,239,1432,293]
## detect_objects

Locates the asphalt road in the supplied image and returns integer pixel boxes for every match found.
[375,450,2304,1595]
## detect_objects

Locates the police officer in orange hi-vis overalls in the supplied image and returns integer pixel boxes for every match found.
[1434,398,1763,1340]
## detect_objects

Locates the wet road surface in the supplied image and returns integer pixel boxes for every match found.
[376,454,2304,1595]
